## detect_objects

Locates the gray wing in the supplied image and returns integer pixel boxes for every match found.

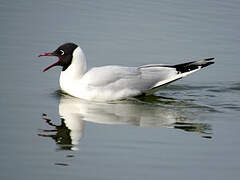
[81,65,177,94]
[81,58,214,95]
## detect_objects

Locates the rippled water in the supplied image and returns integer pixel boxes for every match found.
[1,0,240,179]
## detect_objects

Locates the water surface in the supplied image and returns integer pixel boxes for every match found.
[0,0,240,179]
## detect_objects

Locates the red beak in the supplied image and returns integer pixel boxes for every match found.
[38,52,60,72]
[38,52,53,58]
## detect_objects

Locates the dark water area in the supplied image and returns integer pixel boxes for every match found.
[0,0,240,179]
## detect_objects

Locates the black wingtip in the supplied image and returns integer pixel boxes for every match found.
[173,57,215,73]
[201,60,215,68]
[205,57,215,61]
[201,57,215,68]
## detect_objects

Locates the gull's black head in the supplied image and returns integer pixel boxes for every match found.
[39,42,78,72]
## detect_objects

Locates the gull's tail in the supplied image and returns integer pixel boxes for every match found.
[144,58,215,95]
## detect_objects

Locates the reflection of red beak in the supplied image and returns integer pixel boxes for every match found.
[38,52,60,72]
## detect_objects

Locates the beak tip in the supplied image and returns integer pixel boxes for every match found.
[39,52,59,72]
[38,52,53,58]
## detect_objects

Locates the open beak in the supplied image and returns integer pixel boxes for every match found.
[38,52,60,72]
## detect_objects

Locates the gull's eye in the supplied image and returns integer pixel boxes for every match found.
[59,50,64,56]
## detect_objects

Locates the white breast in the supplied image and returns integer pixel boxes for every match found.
[59,46,87,93]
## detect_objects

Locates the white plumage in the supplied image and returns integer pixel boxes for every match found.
[59,47,213,101]
[39,43,214,101]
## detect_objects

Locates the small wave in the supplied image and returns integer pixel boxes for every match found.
[174,122,212,136]
[164,84,215,91]
[207,82,240,93]
[229,82,240,91]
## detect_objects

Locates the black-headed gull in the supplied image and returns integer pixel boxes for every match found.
[39,42,214,101]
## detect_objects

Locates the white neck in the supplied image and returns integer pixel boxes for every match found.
[59,46,87,92]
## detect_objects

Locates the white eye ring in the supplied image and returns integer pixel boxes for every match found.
[60,50,64,55]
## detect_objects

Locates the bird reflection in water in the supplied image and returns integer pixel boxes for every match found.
[38,94,212,151]
[38,114,83,151]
